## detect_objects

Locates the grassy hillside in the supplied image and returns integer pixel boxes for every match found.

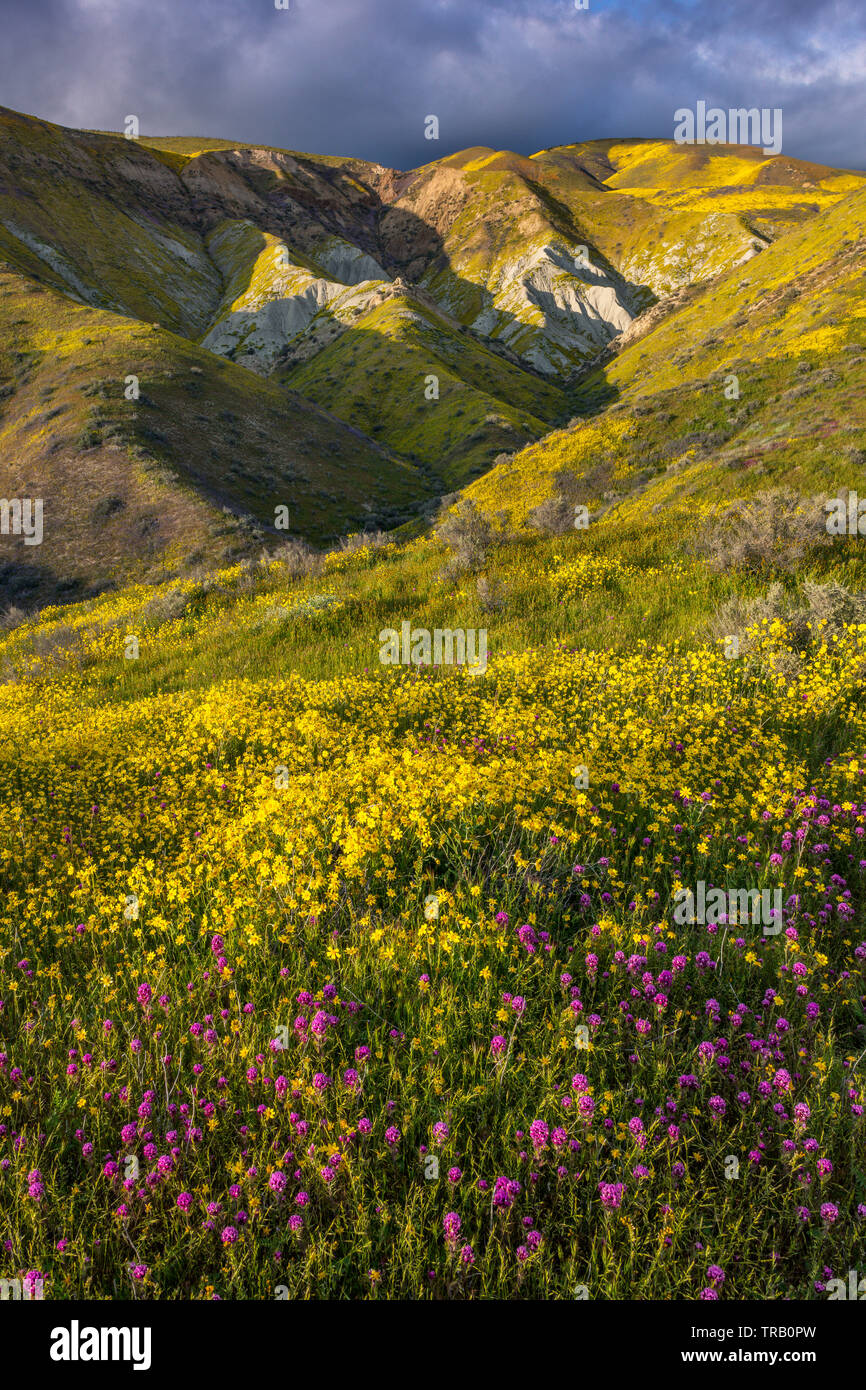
[464,185,866,530]
[279,290,565,486]
[0,264,430,606]
[3,426,866,1297]
[527,140,866,297]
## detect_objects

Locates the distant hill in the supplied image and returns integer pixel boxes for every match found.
[0,103,863,604]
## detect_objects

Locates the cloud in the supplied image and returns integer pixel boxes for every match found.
[0,0,863,168]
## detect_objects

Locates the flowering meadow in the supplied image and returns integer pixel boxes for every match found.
[2,499,866,1302]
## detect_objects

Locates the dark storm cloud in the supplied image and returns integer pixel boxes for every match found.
[0,0,863,169]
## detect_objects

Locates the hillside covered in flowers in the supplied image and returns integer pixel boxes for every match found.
[2,469,866,1297]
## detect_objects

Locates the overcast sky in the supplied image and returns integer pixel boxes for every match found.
[1,0,864,170]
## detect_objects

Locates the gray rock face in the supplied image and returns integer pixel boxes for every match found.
[466,240,639,374]
[313,237,388,285]
[0,219,102,305]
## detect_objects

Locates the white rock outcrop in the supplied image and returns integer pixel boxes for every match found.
[465,240,638,374]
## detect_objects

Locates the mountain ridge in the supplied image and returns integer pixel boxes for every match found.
[1,102,864,607]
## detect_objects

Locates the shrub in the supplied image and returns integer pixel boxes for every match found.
[476,575,506,613]
[697,490,830,575]
[141,587,195,627]
[801,577,866,633]
[436,498,492,573]
[709,579,866,678]
[269,539,323,582]
[526,470,587,536]
[527,494,575,536]
[336,531,389,555]
[27,623,81,670]
[0,604,28,632]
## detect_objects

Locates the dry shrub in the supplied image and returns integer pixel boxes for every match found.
[698,490,830,574]
[436,498,492,575]
[226,562,263,596]
[269,539,324,582]
[527,466,608,536]
[581,461,615,495]
[141,587,194,626]
[336,531,389,555]
[27,623,82,669]
[0,604,28,632]
[476,575,506,613]
[710,578,866,678]
[801,577,866,634]
[527,494,575,536]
